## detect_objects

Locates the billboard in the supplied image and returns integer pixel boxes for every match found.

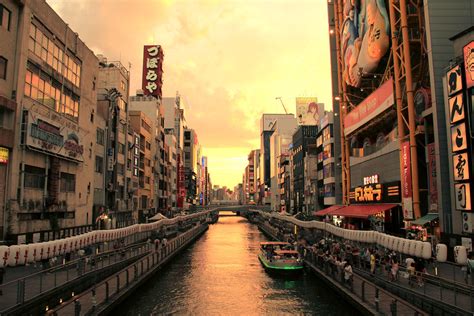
[340,0,390,88]
[463,41,474,89]
[401,141,413,219]
[295,97,320,126]
[344,77,394,135]
[142,45,163,99]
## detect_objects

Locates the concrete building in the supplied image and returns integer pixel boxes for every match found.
[129,111,154,222]
[303,146,318,214]
[268,116,298,211]
[259,114,295,205]
[315,111,341,211]
[183,128,199,205]
[129,91,165,216]
[1,0,99,243]
[164,132,177,213]
[291,126,317,214]
[95,57,131,228]
[162,95,186,209]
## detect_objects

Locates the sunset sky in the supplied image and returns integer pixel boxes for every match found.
[47,0,333,189]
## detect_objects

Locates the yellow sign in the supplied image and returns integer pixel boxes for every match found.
[354,184,382,202]
[0,147,8,164]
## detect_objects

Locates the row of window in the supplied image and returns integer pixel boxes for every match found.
[29,23,81,87]
[24,165,75,192]
[24,69,79,121]
[0,56,6,80]
[0,4,11,31]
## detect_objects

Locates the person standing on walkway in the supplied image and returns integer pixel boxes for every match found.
[370,250,376,275]
[344,262,353,287]
[466,253,474,285]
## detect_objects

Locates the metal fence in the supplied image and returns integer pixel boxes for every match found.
[47,224,207,315]
[0,241,151,313]
[305,254,427,316]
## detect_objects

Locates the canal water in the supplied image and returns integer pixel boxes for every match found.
[118,213,358,315]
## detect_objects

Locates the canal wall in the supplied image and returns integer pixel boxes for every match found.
[47,223,209,315]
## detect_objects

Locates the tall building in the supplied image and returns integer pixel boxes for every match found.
[268,117,298,211]
[291,126,317,214]
[259,114,295,205]
[183,128,199,205]
[129,91,165,217]
[1,0,98,243]
[327,0,474,240]
[129,111,154,222]
[95,57,131,228]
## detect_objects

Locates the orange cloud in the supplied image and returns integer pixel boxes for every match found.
[47,0,332,188]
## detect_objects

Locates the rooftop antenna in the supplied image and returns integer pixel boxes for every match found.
[275,97,288,114]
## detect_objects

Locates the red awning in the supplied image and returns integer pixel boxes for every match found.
[314,205,345,217]
[329,204,398,219]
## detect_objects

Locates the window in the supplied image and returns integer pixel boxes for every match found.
[127,159,131,170]
[60,172,75,192]
[133,167,138,176]
[0,57,6,79]
[134,147,139,155]
[184,152,190,160]
[96,128,104,145]
[118,143,125,154]
[117,163,124,175]
[24,68,79,121]
[146,141,151,150]
[95,156,103,173]
[145,176,150,184]
[24,165,45,189]
[0,5,11,31]
[28,23,81,87]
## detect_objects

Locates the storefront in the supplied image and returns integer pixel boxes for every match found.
[406,213,439,241]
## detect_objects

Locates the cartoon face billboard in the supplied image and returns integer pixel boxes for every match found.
[340,0,390,88]
[295,97,321,126]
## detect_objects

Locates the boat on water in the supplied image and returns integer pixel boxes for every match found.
[258,241,304,274]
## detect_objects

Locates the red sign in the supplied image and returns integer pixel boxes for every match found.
[401,141,413,219]
[142,45,163,99]
[464,41,474,89]
[427,143,438,210]
[344,78,394,135]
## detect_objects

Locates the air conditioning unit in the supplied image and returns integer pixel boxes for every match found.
[462,212,473,233]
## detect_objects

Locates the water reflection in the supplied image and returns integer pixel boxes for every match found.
[118,214,358,315]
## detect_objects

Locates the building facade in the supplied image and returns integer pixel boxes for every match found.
[1,0,99,243]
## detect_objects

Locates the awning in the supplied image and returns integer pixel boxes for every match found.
[148,213,168,221]
[411,213,439,226]
[329,204,398,219]
[314,205,345,217]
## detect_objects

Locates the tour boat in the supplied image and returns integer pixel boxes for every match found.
[258,241,304,274]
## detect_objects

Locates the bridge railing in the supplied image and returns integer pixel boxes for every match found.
[47,224,207,315]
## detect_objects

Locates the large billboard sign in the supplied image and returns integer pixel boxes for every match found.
[463,41,474,89]
[295,97,321,126]
[344,78,394,135]
[142,45,163,99]
[340,0,390,88]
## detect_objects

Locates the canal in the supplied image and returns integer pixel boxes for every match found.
[117,213,358,315]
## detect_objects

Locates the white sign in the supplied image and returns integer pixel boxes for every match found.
[455,183,471,211]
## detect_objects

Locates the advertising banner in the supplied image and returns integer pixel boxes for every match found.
[26,114,84,162]
[142,45,163,98]
[401,141,413,219]
[463,41,474,89]
[451,122,468,152]
[344,78,394,135]
[0,147,8,164]
[348,181,401,204]
[446,64,463,96]
[449,93,465,124]
[427,143,438,211]
[295,97,320,126]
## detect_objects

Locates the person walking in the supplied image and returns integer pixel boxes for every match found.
[344,262,353,288]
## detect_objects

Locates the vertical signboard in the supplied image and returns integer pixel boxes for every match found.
[401,141,413,219]
[446,63,473,218]
[142,45,163,99]
[295,97,320,126]
[427,143,438,211]
[463,41,474,89]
